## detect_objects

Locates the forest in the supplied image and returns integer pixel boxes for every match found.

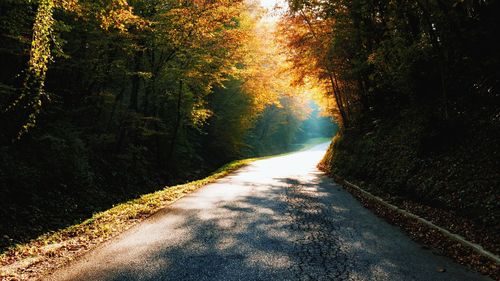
[0,0,499,277]
[0,0,336,251]
[280,0,499,261]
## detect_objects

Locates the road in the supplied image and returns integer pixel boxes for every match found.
[46,143,490,281]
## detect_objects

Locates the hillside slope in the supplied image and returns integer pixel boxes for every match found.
[320,109,499,257]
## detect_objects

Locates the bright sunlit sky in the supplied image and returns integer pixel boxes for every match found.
[259,0,287,21]
[260,0,281,9]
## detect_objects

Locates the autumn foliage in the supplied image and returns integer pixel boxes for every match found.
[0,0,335,251]
[278,0,499,267]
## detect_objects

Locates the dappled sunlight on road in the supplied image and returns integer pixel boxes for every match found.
[227,142,329,184]
[46,142,489,281]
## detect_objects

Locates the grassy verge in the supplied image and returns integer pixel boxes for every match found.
[0,158,257,281]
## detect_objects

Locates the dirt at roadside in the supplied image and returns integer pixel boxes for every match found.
[319,110,499,279]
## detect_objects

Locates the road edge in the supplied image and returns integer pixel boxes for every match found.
[0,158,258,281]
[328,175,499,280]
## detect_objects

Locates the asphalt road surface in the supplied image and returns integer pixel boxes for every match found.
[46,143,490,281]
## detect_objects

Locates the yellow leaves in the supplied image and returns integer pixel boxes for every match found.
[275,11,340,120]
[163,3,240,38]
[56,0,148,31]
[367,52,377,64]
[136,71,152,79]
[7,0,55,138]
[54,0,80,13]
[152,0,250,92]
[190,108,213,127]
[238,18,319,116]
[98,3,144,32]
[11,0,151,139]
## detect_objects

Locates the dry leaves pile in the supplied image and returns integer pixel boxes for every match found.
[335,176,499,280]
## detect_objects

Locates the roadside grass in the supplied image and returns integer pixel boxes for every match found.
[0,137,334,280]
[0,158,257,280]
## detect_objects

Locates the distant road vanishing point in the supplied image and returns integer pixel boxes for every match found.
[45,143,490,281]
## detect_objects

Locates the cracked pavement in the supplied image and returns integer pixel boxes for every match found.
[45,143,490,281]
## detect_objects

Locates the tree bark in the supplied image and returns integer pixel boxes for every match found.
[167,80,183,163]
[129,52,141,111]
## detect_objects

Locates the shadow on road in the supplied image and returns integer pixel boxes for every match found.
[47,147,489,281]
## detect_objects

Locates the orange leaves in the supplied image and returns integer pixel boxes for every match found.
[277,14,331,85]
[275,9,342,120]
[157,0,246,84]
[98,7,140,31]
[91,0,147,31]
[237,13,321,120]
[53,0,80,13]
[239,21,284,111]
[55,0,147,31]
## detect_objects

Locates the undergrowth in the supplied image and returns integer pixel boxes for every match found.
[0,158,256,280]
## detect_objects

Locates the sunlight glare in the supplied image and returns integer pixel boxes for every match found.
[260,0,281,9]
[259,0,287,21]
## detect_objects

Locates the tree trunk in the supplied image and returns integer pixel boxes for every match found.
[129,52,141,111]
[167,80,183,163]
[328,71,349,128]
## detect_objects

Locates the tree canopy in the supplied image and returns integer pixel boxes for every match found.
[0,0,335,250]
[278,0,499,129]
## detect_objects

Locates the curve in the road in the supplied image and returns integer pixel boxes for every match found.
[45,143,490,281]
